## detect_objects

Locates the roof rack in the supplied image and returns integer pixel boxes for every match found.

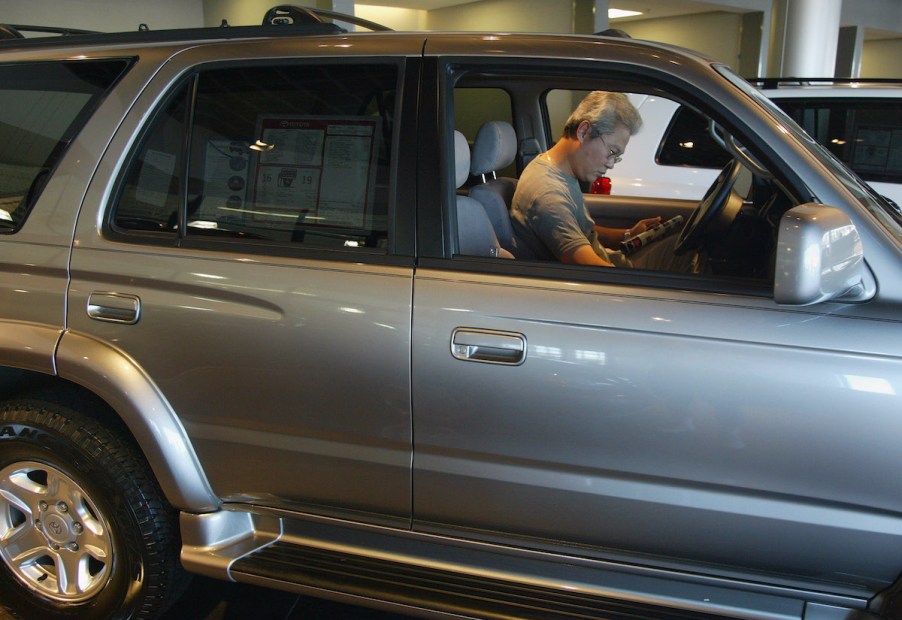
[0,4,389,46]
[0,24,98,40]
[262,5,390,32]
[748,77,902,89]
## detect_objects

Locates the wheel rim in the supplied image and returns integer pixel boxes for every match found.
[0,460,114,603]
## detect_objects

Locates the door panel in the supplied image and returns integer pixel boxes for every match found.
[67,47,415,524]
[411,269,902,589]
[585,194,697,230]
[69,249,412,521]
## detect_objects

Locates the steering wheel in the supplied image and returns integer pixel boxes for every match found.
[674,159,741,255]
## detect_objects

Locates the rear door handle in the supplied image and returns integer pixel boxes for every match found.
[451,328,526,365]
[87,292,141,324]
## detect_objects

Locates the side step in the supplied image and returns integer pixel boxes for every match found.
[180,509,873,620]
[232,541,728,620]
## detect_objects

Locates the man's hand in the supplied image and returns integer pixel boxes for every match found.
[628,217,662,238]
[596,217,662,247]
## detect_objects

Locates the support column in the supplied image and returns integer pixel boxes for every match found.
[320,0,354,30]
[594,0,610,34]
[331,0,354,16]
[835,25,864,78]
[572,0,610,35]
[782,0,842,77]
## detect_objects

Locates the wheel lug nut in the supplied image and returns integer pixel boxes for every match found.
[39,501,48,511]
[72,522,83,534]
[67,543,79,552]
[34,519,41,528]
[57,501,69,513]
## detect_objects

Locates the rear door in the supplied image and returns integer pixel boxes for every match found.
[69,40,422,524]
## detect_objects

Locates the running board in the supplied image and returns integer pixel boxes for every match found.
[180,509,876,620]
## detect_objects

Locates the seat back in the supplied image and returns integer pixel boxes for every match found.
[469,121,520,253]
[454,130,506,258]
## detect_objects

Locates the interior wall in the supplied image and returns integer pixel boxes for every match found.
[356,5,426,31]
[202,0,290,27]
[619,11,744,70]
[739,11,764,77]
[4,0,203,32]
[425,0,573,33]
[861,38,902,77]
[201,1,423,30]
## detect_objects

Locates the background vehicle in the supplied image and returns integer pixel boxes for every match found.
[606,79,902,205]
[1,7,902,620]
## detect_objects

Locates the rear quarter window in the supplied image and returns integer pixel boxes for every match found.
[0,59,130,232]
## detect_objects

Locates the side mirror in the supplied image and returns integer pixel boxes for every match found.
[774,203,874,305]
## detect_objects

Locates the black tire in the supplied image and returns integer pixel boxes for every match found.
[0,392,184,619]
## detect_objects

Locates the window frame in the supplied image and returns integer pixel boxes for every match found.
[106,56,414,264]
[427,56,801,299]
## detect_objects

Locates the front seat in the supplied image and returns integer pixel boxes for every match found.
[454,131,512,259]
[469,121,520,255]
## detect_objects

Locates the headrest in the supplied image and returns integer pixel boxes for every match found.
[470,121,517,176]
[454,130,470,189]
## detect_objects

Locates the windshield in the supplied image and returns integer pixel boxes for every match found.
[716,66,902,245]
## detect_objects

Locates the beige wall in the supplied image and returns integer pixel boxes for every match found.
[861,38,902,77]
[202,0,280,27]
[4,0,203,32]
[425,0,573,34]
[201,1,424,30]
[620,11,744,70]
[356,5,426,31]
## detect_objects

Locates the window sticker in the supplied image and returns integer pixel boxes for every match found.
[249,116,380,230]
[202,140,251,215]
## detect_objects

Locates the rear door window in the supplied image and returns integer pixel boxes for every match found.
[113,61,399,254]
[0,60,130,232]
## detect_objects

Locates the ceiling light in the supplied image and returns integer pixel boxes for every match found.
[609,9,643,19]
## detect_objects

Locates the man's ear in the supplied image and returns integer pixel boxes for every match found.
[576,120,592,142]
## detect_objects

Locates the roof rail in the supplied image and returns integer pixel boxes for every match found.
[0,4,389,46]
[748,77,902,89]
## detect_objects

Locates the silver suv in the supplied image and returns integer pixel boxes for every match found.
[1,7,901,620]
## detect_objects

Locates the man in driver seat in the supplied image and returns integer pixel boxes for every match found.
[511,90,694,271]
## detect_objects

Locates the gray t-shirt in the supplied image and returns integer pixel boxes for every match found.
[511,157,628,265]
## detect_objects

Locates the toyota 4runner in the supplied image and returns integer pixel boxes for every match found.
[1,6,902,620]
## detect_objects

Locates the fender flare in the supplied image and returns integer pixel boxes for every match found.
[55,330,219,512]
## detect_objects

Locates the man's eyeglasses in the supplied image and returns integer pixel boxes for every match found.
[600,135,623,164]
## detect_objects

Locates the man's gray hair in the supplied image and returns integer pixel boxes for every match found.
[562,91,642,139]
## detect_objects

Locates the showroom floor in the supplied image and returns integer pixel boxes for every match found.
[160,575,411,619]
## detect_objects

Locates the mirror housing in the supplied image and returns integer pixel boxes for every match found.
[774,203,874,305]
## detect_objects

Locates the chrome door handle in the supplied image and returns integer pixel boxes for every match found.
[451,328,526,365]
[87,292,141,324]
